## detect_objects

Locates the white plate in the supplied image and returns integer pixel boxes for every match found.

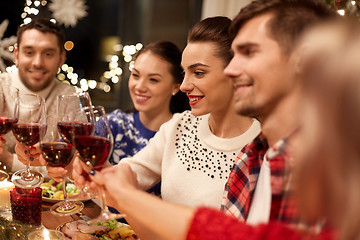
[42,194,91,203]
[57,220,138,240]
[42,196,63,203]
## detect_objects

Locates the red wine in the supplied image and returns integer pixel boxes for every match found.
[12,123,41,146]
[58,122,94,144]
[41,142,75,167]
[0,117,17,136]
[74,136,111,171]
[10,187,42,226]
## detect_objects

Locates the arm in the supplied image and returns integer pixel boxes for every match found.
[91,164,194,240]
[91,164,321,240]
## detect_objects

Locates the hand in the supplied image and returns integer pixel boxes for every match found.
[89,164,139,207]
[14,141,46,166]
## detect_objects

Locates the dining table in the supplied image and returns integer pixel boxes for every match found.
[41,199,101,229]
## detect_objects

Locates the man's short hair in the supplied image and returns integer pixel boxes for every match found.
[230,0,337,56]
[17,18,66,52]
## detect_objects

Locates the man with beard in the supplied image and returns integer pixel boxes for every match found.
[0,18,75,173]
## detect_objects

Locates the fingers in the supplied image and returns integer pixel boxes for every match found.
[46,165,68,182]
[14,141,44,166]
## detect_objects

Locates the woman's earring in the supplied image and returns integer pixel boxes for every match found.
[172,91,177,96]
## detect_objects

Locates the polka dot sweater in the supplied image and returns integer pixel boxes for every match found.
[121,111,261,208]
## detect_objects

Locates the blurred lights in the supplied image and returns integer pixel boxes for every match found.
[111,76,119,84]
[135,43,143,50]
[18,0,143,94]
[103,85,111,93]
[64,41,74,51]
[338,9,345,15]
[88,80,97,89]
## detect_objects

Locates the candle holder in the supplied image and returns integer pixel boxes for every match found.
[28,229,66,240]
[0,171,15,217]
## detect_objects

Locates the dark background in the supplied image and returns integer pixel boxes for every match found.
[0,0,202,112]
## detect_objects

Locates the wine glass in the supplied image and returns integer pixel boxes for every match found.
[0,86,19,140]
[40,115,84,216]
[74,106,125,223]
[11,94,46,189]
[57,91,95,200]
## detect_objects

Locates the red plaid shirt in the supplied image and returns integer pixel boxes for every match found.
[221,132,300,225]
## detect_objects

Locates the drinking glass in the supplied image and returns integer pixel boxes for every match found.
[74,106,125,223]
[40,116,84,216]
[28,229,66,240]
[0,86,19,139]
[11,94,46,189]
[57,91,95,200]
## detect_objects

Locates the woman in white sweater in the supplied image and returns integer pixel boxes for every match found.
[72,16,260,210]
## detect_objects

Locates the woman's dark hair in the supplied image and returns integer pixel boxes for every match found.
[17,18,66,52]
[135,40,190,113]
[187,16,232,66]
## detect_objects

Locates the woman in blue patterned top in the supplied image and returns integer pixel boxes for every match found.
[108,41,189,166]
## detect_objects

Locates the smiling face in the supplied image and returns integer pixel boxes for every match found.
[14,29,65,92]
[180,42,234,117]
[224,13,297,120]
[128,51,180,115]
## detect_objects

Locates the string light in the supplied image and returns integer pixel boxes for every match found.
[8,0,143,93]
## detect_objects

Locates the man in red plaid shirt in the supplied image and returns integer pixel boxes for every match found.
[221,0,335,226]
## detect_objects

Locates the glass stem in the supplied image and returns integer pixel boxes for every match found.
[99,187,109,212]
[63,178,68,200]
[23,160,33,180]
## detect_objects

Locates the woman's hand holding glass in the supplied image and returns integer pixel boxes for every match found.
[88,163,139,208]
[14,141,46,167]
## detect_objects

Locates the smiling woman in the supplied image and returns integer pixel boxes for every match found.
[72,14,261,224]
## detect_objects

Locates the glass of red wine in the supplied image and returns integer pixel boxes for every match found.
[57,91,95,200]
[11,93,46,189]
[40,115,84,216]
[0,86,19,141]
[74,106,125,223]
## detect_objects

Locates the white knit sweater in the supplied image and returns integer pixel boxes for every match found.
[122,111,261,208]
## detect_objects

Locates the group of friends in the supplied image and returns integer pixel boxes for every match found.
[1,0,360,239]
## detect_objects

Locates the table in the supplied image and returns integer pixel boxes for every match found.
[41,199,101,229]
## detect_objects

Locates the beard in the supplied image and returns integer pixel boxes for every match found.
[18,69,54,92]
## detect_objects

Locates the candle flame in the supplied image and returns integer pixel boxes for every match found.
[44,228,50,240]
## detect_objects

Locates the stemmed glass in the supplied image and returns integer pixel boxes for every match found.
[40,115,84,216]
[74,106,125,223]
[11,94,46,189]
[57,91,95,200]
[0,86,19,141]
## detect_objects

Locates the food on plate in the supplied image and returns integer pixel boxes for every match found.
[58,220,138,240]
[41,178,80,200]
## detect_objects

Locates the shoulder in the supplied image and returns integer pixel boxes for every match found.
[52,80,76,95]
[0,72,15,85]
[108,109,134,121]
[107,110,137,129]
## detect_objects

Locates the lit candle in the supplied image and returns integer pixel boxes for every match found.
[0,180,15,209]
[44,229,50,240]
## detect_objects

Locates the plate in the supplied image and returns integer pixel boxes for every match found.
[57,220,138,240]
[41,179,86,203]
